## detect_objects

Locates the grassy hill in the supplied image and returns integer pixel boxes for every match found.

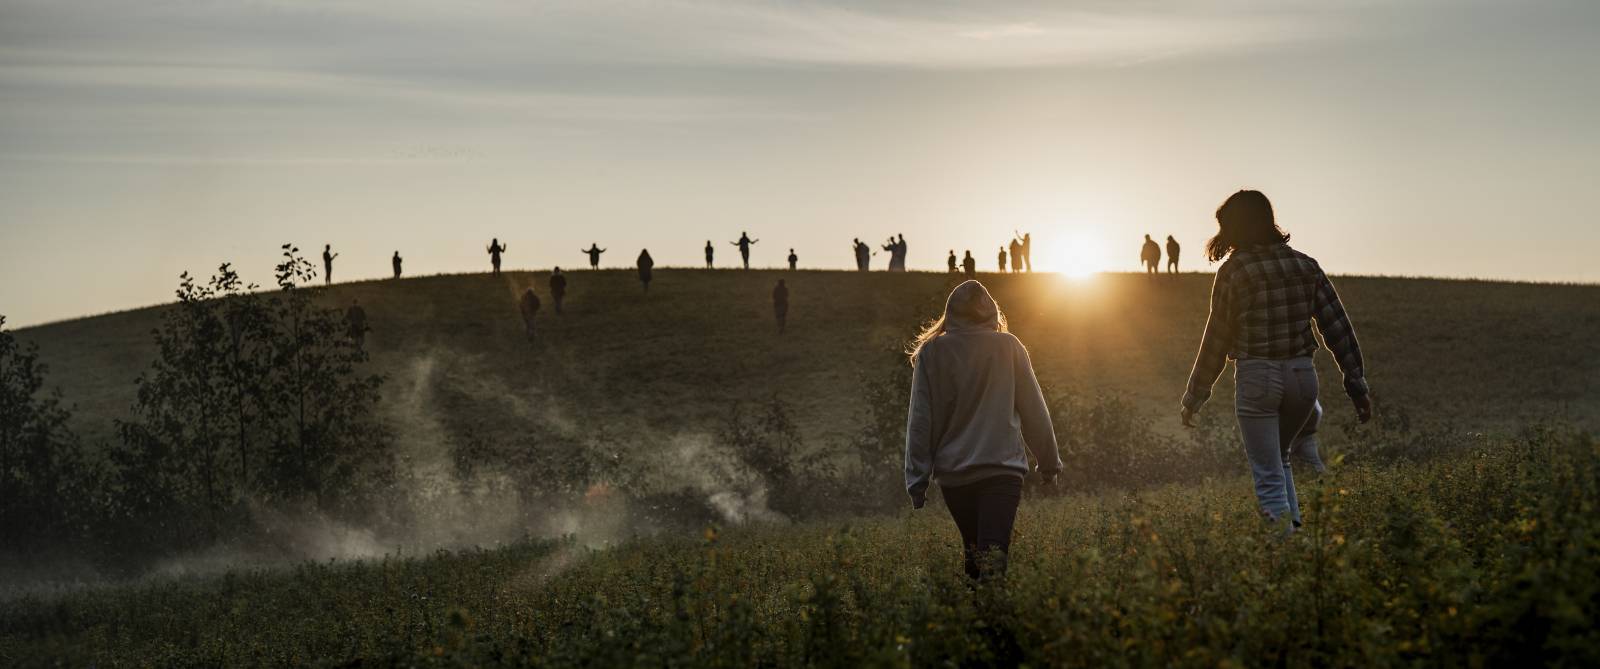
[18,268,1600,456]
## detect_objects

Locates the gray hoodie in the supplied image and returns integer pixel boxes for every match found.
[904,324,1062,504]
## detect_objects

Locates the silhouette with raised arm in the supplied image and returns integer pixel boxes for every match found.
[1166,235,1181,273]
[345,299,367,346]
[853,238,872,272]
[549,267,568,314]
[730,232,758,269]
[1140,234,1160,275]
[487,238,507,275]
[705,241,715,268]
[997,246,1008,273]
[636,249,654,293]
[947,250,957,274]
[788,248,798,271]
[582,244,606,270]
[392,251,402,279]
[1008,238,1023,273]
[323,245,339,285]
[1021,232,1032,272]
[518,288,541,341]
[1180,190,1373,533]
[904,280,1061,580]
[962,250,976,279]
[772,279,789,334]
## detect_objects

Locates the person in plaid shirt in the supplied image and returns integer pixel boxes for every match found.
[1180,190,1373,530]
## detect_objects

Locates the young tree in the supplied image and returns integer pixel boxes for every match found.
[0,316,87,553]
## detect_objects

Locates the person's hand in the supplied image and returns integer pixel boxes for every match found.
[1353,394,1374,424]
[1180,406,1198,428]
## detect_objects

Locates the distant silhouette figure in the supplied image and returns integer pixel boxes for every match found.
[549,267,568,314]
[345,299,367,346]
[705,241,715,268]
[852,238,872,271]
[1166,235,1181,273]
[731,232,759,269]
[636,249,654,293]
[1141,234,1161,274]
[883,234,907,272]
[1008,239,1023,273]
[962,250,976,279]
[487,239,507,275]
[1016,232,1033,273]
[772,279,789,334]
[518,289,541,340]
[582,244,606,270]
[997,246,1008,273]
[787,248,798,270]
[323,245,339,285]
[391,251,402,279]
[947,250,957,273]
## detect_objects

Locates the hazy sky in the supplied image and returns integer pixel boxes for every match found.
[2,0,1597,326]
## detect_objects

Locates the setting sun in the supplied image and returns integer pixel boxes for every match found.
[1039,228,1113,278]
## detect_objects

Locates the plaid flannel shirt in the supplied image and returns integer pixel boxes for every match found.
[1182,243,1369,412]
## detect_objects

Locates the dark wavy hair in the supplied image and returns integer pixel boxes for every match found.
[1205,190,1290,262]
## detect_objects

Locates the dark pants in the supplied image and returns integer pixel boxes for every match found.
[942,475,1022,580]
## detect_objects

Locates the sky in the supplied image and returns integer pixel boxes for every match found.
[2,0,1597,327]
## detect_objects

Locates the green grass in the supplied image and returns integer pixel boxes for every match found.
[2,430,1594,667]
[18,269,1600,455]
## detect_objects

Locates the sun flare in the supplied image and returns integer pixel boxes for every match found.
[1039,229,1111,279]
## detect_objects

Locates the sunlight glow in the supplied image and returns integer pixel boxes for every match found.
[1039,228,1112,279]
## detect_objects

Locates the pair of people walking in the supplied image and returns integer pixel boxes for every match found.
[907,190,1371,581]
[1142,234,1183,273]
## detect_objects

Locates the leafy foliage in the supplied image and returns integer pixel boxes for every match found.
[0,316,93,553]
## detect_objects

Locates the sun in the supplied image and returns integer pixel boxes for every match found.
[1039,229,1111,279]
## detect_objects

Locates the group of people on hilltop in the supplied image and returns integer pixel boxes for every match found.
[1141,234,1183,274]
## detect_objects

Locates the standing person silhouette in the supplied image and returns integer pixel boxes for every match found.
[962,250,976,279]
[731,232,758,269]
[636,249,654,293]
[705,241,715,268]
[518,288,540,341]
[772,279,789,334]
[947,250,958,274]
[323,245,339,285]
[1167,235,1181,273]
[1140,234,1160,274]
[487,239,507,275]
[582,244,606,270]
[905,280,1061,580]
[549,267,568,314]
[1015,232,1033,272]
[997,246,1008,273]
[788,248,798,271]
[853,239,872,271]
[345,299,367,346]
[1180,190,1373,532]
[392,251,402,279]
[1008,238,1023,273]
[896,234,908,271]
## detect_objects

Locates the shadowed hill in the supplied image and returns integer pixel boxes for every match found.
[16,270,1600,457]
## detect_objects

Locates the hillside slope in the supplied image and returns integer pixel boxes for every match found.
[17,270,1600,457]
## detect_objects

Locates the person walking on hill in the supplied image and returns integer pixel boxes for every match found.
[582,244,606,270]
[947,250,958,274]
[487,239,507,275]
[962,250,976,279]
[1016,232,1033,273]
[346,299,367,346]
[1180,190,1372,533]
[731,232,759,269]
[1140,234,1160,275]
[772,279,789,334]
[1008,238,1023,273]
[905,280,1062,581]
[518,289,541,340]
[636,249,654,293]
[788,248,798,271]
[997,246,1008,273]
[323,244,339,285]
[549,267,568,314]
[853,238,872,271]
[392,251,403,279]
[1167,235,1181,273]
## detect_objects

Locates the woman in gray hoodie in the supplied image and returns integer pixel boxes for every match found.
[905,280,1062,580]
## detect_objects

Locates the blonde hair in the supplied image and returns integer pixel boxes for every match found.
[907,280,1008,366]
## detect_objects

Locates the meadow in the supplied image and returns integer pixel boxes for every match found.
[3,267,1599,666]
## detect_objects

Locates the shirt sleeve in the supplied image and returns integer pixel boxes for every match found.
[1183,267,1236,412]
[1313,272,1370,399]
[1012,339,1063,475]
[904,353,936,506]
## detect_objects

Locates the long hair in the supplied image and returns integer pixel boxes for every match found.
[907,280,1007,366]
[1205,190,1290,262]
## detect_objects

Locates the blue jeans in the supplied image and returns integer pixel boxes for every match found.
[1234,357,1320,526]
